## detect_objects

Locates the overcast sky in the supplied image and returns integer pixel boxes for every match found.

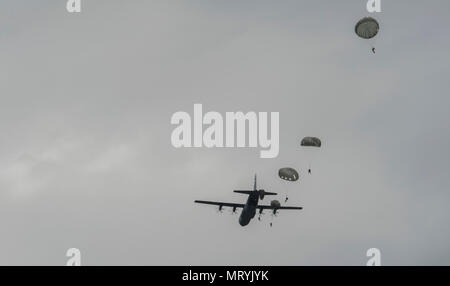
[0,0,449,265]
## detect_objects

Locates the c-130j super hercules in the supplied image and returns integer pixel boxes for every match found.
[195,175,302,226]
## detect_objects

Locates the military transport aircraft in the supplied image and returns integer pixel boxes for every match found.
[195,175,303,226]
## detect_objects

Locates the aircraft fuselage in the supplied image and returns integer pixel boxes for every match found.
[238,192,259,226]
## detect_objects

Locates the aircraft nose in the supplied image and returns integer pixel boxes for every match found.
[239,216,249,227]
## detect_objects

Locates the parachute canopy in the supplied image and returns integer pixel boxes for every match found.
[270,200,281,208]
[301,137,321,148]
[278,167,299,182]
[355,17,379,39]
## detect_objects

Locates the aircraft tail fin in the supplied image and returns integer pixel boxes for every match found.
[234,174,277,197]
[234,174,257,194]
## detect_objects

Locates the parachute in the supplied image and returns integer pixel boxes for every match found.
[355,17,379,53]
[270,200,281,224]
[278,167,299,202]
[301,137,321,148]
[270,200,281,209]
[301,137,322,174]
[355,17,379,39]
[278,167,299,182]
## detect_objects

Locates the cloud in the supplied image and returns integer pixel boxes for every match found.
[0,154,45,197]
[86,144,135,173]
[1,0,450,265]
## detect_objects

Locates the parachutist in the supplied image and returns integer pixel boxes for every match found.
[270,222,273,227]
[372,47,376,54]
[285,196,288,203]
[302,137,321,176]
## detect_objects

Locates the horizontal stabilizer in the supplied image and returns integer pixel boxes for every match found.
[263,191,277,196]
[233,190,253,195]
[234,190,278,196]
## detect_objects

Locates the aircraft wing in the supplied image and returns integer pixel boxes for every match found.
[194,200,245,208]
[257,205,303,210]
